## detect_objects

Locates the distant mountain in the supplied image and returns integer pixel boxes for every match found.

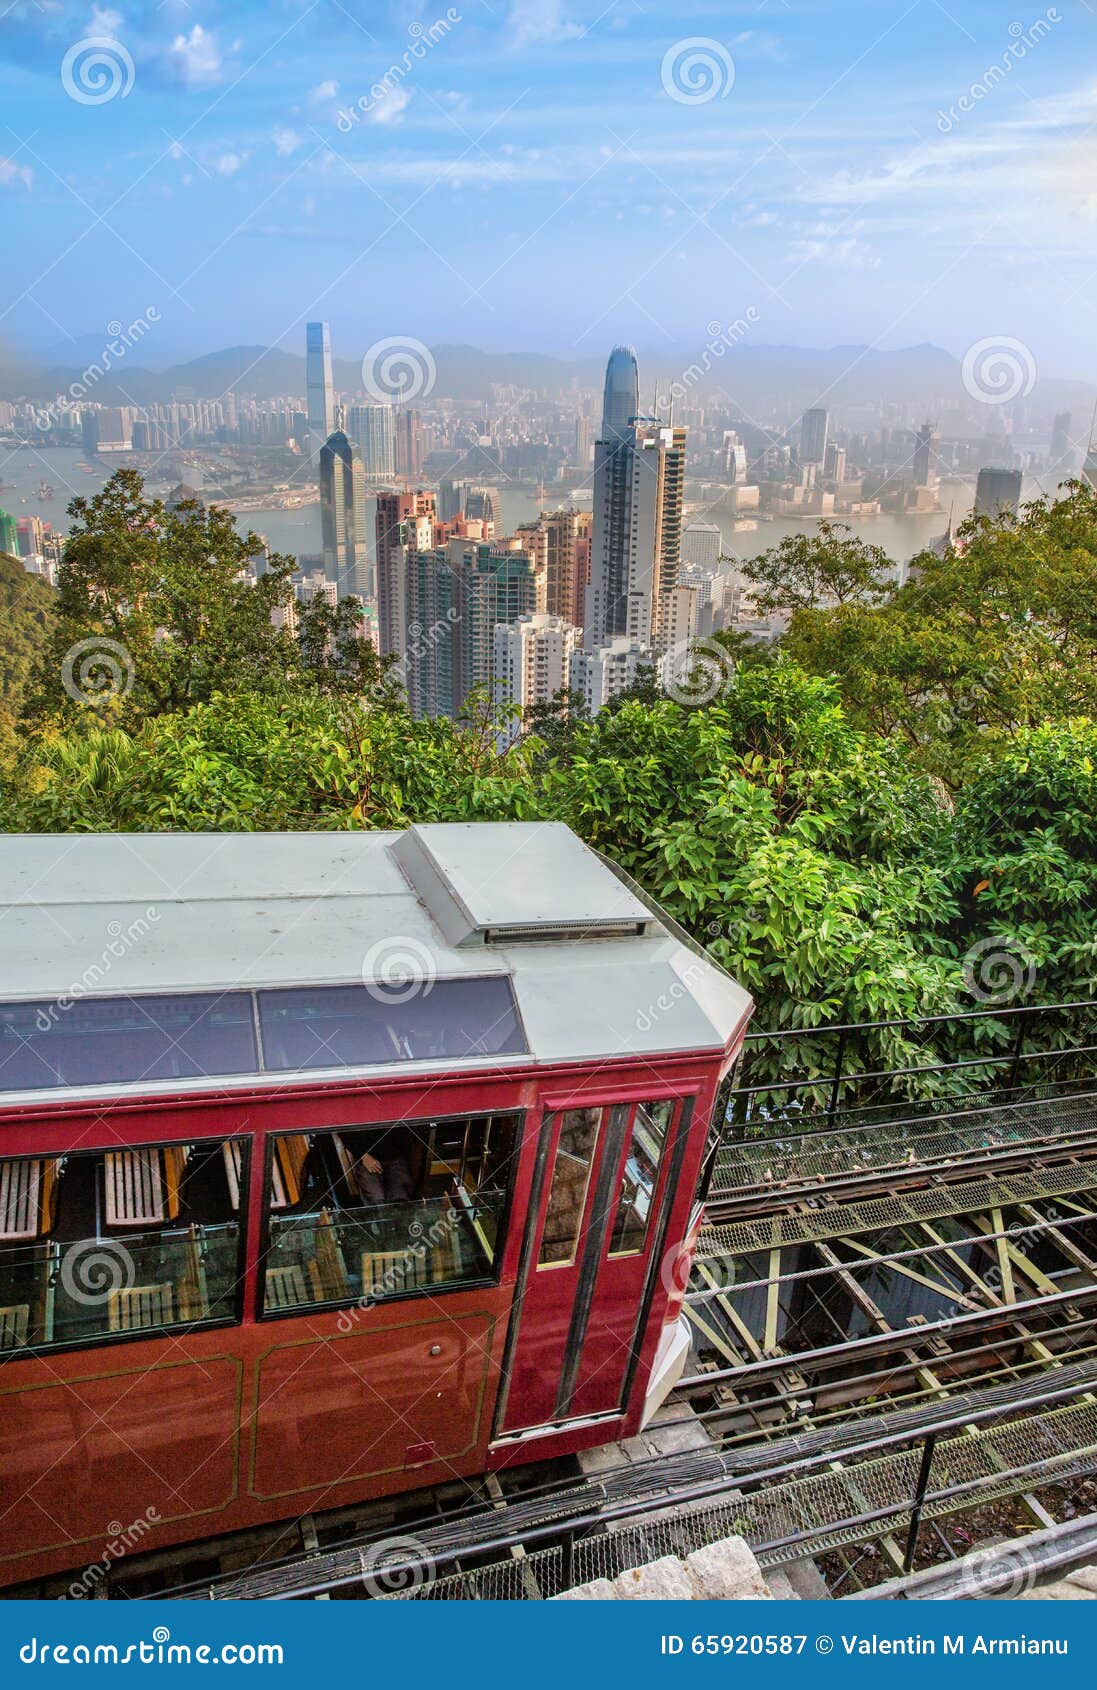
[7,338,1094,423]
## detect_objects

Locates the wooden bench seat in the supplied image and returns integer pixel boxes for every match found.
[108,1283,174,1332]
[104,1150,166,1229]
[0,1304,30,1350]
[0,1160,42,1243]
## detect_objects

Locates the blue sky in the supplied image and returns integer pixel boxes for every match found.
[2,0,1097,375]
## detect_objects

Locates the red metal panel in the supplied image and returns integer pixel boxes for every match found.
[0,1350,242,1574]
[249,1310,497,1499]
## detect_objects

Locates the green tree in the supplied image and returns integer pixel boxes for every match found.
[0,552,55,762]
[742,520,894,615]
[24,470,300,727]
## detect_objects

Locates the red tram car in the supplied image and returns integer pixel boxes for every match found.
[0,823,751,1587]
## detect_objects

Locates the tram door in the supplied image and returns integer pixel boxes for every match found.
[497,1097,684,1436]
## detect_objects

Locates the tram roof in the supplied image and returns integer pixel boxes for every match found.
[0,824,751,1104]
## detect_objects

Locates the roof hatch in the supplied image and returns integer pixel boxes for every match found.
[391,822,655,948]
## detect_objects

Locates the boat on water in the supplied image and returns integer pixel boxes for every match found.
[37,481,55,500]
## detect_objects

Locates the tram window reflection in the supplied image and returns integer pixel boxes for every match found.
[538,1108,601,1268]
[0,1138,245,1357]
[261,1112,520,1316]
[609,1099,675,1257]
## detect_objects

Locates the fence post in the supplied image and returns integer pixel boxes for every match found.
[1007,1009,1030,1094]
[825,1027,848,1131]
[901,1432,938,1579]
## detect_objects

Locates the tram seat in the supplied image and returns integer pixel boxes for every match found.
[305,1207,349,1303]
[108,1283,174,1333]
[38,1157,60,1234]
[163,1146,191,1223]
[265,1264,308,1310]
[104,1150,166,1229]
[0,1159,44,1242]
[360,1248,429,1300]
[429,1224,461,1285]
[176,1225,210,1324]
[0,1304,30,1350]
[222,1141,244,1210]
[271,1136,309,1210]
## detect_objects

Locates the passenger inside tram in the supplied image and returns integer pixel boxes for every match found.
[262,1114,519,1315]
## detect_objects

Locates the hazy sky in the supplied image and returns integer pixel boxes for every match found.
[2,0,1097,376]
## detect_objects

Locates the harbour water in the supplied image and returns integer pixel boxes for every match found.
[0,442,1052,571]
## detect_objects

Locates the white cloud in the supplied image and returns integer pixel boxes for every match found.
[166,24,224,88]
[507,0,582,49]
[366,83,411,126]
[273,127,302,156]
[214,151,246,176]
[0,156,32,190]
[788,235,881,270]
[89,6,123,35]
[308,79,339,104]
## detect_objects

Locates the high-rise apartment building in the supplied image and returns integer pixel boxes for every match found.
[680,521,721,571]
[348,405,396,481]
[569,637,651,714]
[401,539,536,720]
[586,397,686,652]
[319,430,369,599]
[395,408,424,479]
[974,466,1023,520]
[800,407,829,467]
[516,508,592,628]
[493,613,582,746]
[375,489,437,658]
[306,322,335,440]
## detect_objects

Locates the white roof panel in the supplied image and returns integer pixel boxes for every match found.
[0,827,752,1104]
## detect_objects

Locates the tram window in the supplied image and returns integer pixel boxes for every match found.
[261,1113,519,1316]
[609,1099,675,1256]
[538,1108,600,1268]
[0,995,258,1093]
[0,1138,245,1357]
[257,979,526,1073]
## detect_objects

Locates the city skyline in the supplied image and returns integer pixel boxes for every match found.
[2,3,1097,380]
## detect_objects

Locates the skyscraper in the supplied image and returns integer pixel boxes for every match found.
[516,509,592,627]
[348,405,396,481]
[600,345,639,442]
[306,322,334,440]
[1050,411,1073,477]
[800,408,829,467]
[974,467,1023,520]
[395,408,424,479]
[912,422,940,489]
[586,391,686,652]
[319,430,369,599]
[375,489,436,657]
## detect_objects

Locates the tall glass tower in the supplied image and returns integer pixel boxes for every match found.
[600,345,639,442]
[306,322,334,439]
[319,431,369,600]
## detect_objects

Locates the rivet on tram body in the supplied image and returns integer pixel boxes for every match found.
[430,1344,442,1355]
